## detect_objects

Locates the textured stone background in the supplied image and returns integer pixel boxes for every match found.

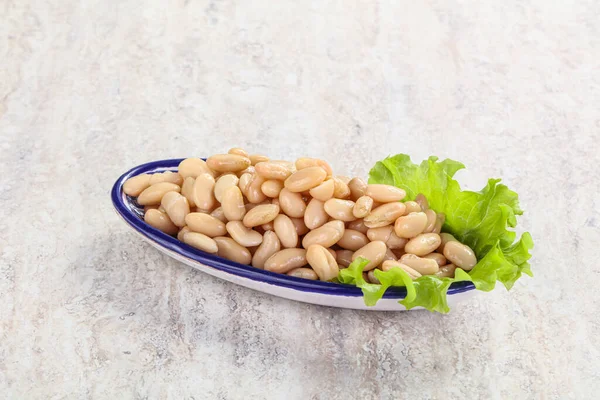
[1,0,599,399]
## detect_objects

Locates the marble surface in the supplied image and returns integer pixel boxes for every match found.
[1,0,599,399]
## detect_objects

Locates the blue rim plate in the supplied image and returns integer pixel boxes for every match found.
[111,159,475,306]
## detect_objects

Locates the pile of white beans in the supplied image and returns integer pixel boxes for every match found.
[123,149,477,283]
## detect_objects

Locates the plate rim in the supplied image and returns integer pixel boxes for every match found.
[111,158,476,299]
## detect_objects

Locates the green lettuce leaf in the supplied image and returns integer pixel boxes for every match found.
[339,154,533,313]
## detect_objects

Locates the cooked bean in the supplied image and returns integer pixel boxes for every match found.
[228,147,249,158]
[192,173,216,210]
[363,202,406,228]
[365,184,406,203]
[366,226,393,242]
[424,253,447,267]
[304,199,328,230]
[381,260,422,279]
[214,174,240,203]
[435,264,457,278]
[178,158,215,179]
[284,167,327,192]
[123,174,151,196]
[405,233,442,256]
[337,229,369,251]
[336,249,354,267]
[443,241,477,270]
[214,236,252,264]
[206,154,251,173]
[302,220,345,249]
[347,218,369,234]
[394,212,428,238]
[415,193,429,210]
[242,204,279,228]
[221,186,246,221]
[348,177,367,201]
[309,179,335,202]
[252,231,281,269]
[138,182,181,206]
[184,212,227,237]
[306,244,340,281]
[287,267,319,280]
[324,199,356,222]
[264,248,307,274]
[177,226,191,242]
[144,205,159,212]
[403,201,422,214]
[238,166,256,177]
[332,177,351,199]
[145,209,179,235]
[149,171,183,186]
[423,209,437,233]
[161,191,190,227]
[380,260,397,272]
[273,214,298,248]
[383,248,398,262]
[238,173,253,195]
[433,213,445,234]
[183,231,218,253]
[255,162,292,181]
[261,221,274,231]
[386,231,407,250]
[181,177,196,207]
[400,254,439,275]
[352,196,373,218]
[270,159,296,171]
[290,217,310,236]
[261,180,284,198]
[246,174,267,204]
[226,221,263,247]
[367,270,381,284]
[210,207,227,223]
[352,240,387,271]
[295,157,333,176]
[279,188,307,218]
[249,154,269,166]
[438,233,458,253]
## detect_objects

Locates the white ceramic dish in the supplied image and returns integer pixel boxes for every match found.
[112,159,477,311]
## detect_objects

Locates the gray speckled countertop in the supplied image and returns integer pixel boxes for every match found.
[1,1,599,399]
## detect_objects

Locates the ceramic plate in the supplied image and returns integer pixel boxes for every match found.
[111,159,476,311]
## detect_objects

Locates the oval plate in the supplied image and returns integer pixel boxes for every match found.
[111,159,476,311]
